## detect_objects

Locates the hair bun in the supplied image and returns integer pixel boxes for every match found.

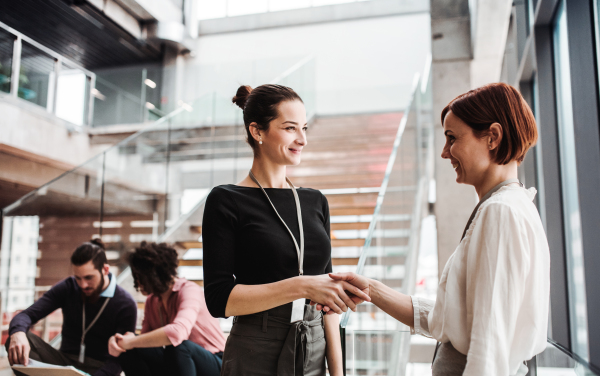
[232,85,252,109]
[90,238,105,250]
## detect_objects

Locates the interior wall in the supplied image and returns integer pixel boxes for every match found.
[181,13,431,115]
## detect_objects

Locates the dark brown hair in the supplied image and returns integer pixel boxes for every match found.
[441,83,538,164]
[128,241,178,295]
[71,239,107,273]
[232,84,303,153]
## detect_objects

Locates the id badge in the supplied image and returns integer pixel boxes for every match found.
[290,298,305,323]
[79,343,85,364]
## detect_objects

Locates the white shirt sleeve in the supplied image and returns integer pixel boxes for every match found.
[410,296,435,338]
[463,202,530,376]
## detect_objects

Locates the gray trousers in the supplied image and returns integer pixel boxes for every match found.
[5,331,105,376]
[221,304,326,376]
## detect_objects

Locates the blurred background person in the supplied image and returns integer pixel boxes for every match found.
[5,239,137,376]
[109,241,225,376]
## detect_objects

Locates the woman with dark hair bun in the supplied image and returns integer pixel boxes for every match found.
[108,242,226,376]
[202,84,370,376]
[319,83,550,376]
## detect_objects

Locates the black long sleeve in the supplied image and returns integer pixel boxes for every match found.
[203,185,332,318]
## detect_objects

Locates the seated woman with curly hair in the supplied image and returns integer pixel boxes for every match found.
[108,242,226,376]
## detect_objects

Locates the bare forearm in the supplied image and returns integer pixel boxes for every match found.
[225,277,307,317]
[324,314,343,376]
[369,279,414,327]
[125,328,172,349]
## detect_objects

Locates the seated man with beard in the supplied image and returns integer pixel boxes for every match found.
[5,239,137,376]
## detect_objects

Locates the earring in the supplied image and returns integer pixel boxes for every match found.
[259,140,263,145]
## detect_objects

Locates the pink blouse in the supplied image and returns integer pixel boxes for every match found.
[142,278,226,354]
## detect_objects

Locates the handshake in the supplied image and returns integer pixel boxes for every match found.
[308,272,371,315]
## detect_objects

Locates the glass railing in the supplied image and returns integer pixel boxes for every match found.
[339,57,433,376]
[90,56,306,127]
[0,21,96,128]
[537,340,600,375]
[0,55,315,345]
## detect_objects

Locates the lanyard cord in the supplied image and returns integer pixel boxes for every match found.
[82,297,111,344]
[248,170,305,276]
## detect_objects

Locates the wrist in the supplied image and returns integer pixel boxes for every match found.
[369,278,381,302]
[293,275,311,301]
[123,336,135,350]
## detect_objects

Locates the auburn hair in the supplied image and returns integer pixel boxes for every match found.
[441,83,538,164]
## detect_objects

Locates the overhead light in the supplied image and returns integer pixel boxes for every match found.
[91,88,106,101]
[144,79,156,89]
[145,102,155,110]
[178,100,193,112]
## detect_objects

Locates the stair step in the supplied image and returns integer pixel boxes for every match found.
[331,222,370,230]
[330,207,374,216]
[190,225,202,234]
[178,241,202,249]
[332,239,364,247]
[331,258,359,266]
[179,259,203,266]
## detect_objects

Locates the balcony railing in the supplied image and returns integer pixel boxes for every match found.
[0,21,96,128]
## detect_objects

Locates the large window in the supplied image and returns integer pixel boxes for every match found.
[197,0,369,20]
[552,0,589,362]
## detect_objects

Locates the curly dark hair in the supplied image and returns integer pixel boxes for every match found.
[128,241,178,295]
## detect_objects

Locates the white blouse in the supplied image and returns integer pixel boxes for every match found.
[411,185,550,376]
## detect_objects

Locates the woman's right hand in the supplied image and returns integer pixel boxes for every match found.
[312,273,372,315]
[303,274,371,314]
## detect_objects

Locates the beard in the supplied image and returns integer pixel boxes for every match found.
[82,277,105,303]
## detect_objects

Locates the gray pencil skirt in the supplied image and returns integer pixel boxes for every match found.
[431,342,467,376]
[221,304,327,376]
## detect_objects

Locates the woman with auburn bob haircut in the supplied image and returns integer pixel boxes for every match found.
[202,84,370,376]
[317,83,550,376]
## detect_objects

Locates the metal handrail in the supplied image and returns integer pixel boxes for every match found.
[2,105,189,214]
[339,73,420,328]
[269,55,314,85]
[0,21,94,77]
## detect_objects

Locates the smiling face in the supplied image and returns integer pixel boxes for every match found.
[441,111,493,187]
[254,100,307,166]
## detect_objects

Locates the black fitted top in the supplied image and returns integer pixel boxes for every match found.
[203,184,332,318]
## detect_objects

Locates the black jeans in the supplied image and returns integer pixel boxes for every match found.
[118,340,222,376]
[4,331,105,376]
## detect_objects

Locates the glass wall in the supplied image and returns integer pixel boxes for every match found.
[18,41,54,109]
[0,28,13,94]
[552,1,589,362]
[0,21,95,127]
